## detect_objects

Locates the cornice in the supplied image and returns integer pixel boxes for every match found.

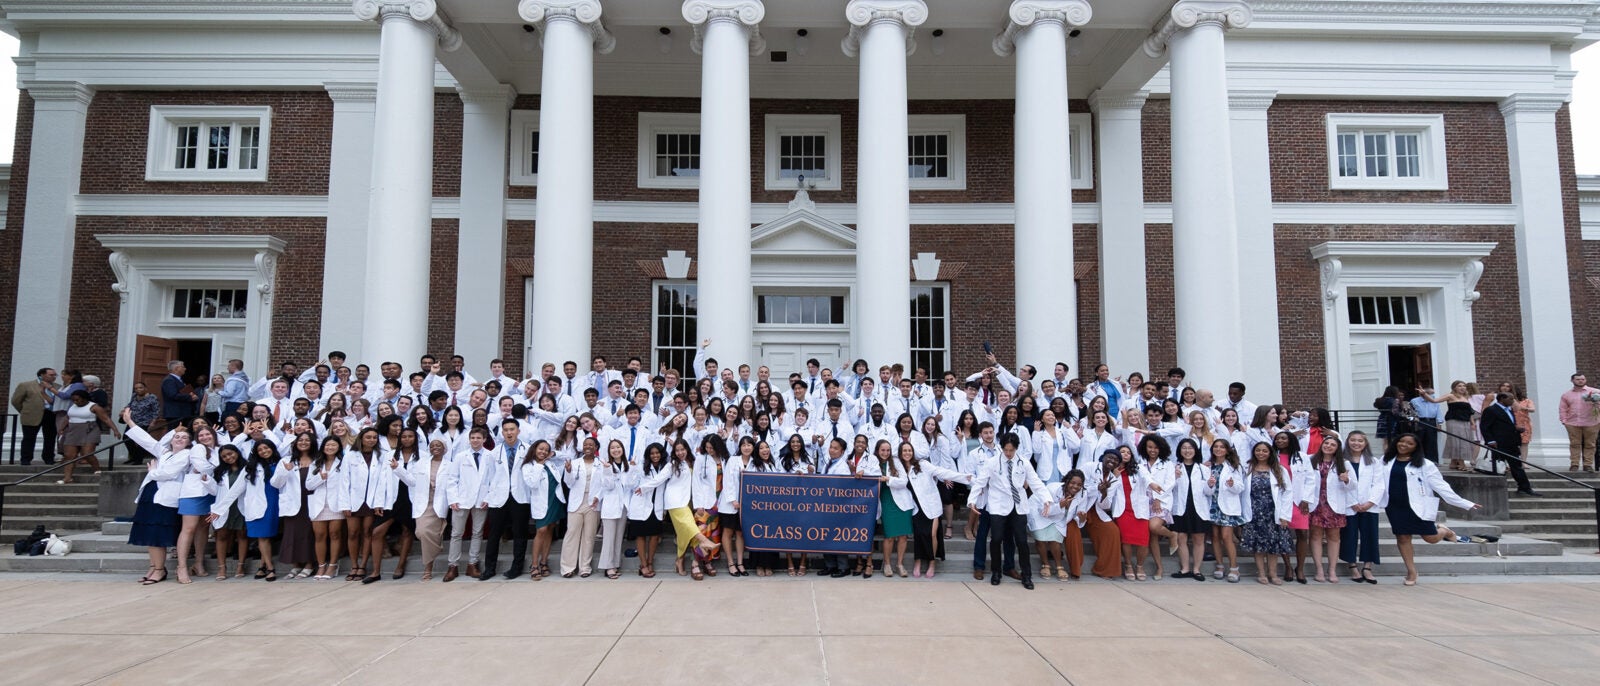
[1498,91,1569,116]
[323,81,377,103]
[351,0,461,52]
[993,0,1092,57]
[683,1,767,57]
[1251,2,1599,24]
[22,80,95,107]
[457,84,518,110]
[841,0,927,58]
[1143,1,1252,58]
[1228,88,1278,111]
[519,0,616,55]
[1086,88,1149,114]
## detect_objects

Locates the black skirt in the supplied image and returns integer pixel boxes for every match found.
[1171,499,1209,535]
[626,512,664,539]
[377,481,416,532]
[128,481,179,548]
[718,512,741,531]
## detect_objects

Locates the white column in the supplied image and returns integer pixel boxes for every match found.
[352,0,460,366]
[1500,93,1580,465]
[320,82,377,361]
[9,81,92,389]
[996,1,1090,374]
[454,84,517,371]
[1144,1,1251,388]
[1087,89,1150,378]
[520,0,613,369]
[844,0,925,368]
[1230,89,1281,401]
[684,0,764,367]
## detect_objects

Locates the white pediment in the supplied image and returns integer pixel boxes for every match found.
[750,208,856,254]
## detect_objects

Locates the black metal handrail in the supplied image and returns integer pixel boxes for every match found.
[0,439,122,536]
[1332,407,1599,552]
[2,413,21,464]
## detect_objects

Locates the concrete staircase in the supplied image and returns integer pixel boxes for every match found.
[0,463,106,543]
[1506,473,1600,550]
[7,511,1600,577]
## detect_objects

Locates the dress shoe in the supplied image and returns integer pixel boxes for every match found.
[466,563,480,578]
[973,568,985,580]
[443,565,459,582]
[1022,578,1034,590]
[830,569,847,578]
[990,573,1002,586]
[1517,489,1543,497]
[502,568,523,580]
[1005,569,1022,581]
[477,567,498,581]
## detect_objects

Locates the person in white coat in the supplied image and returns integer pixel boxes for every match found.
[1338,431,1384,584]
[560,437,605,578]
[122,414,190,585]
[1168,438,1213,582]
[1307,434,1360,584]
[1136,435,1179,580]
[624,443,668,578]
[520,439,567,580]
[174,424,223,584]
[634,438,721,580]
[1031,408,1079,485]
[706,436,751,577]
[203,444,251,580]
[1239,442,1296,585]
[967,432,1045,589]
[308,435,350,580]
[366,424,421,581]
[597,439,635,579]
[1205,439,1247,583]
[442,427,503,582]
[1368,433,1481,585]
[890,441,971,578]
[479,419,533,580]
[343,428,390,582]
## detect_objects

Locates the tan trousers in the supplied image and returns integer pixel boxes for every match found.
[1567,424,1599,468]
[560,506,600,575]
[416,508,445,568]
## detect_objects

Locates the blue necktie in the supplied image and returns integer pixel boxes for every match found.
[629,426,637,458]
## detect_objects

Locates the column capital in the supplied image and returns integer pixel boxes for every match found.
[323,81,378,104]
[842,0,927,58]
[993,0,1091,57]
[682,0,766,56]
[1087,88,1148,116]
[352,0,462,52]
[1228,88,1277,112]
[22,80,94,108]
[519,0,616,54]
[457,84,518,111]
[1143,1,1251,58]
[1498,92,1567,118]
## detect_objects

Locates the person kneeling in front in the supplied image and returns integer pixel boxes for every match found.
[967,433,1045,589]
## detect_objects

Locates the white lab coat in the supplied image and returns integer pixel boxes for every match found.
[520,460,567,520]
[1367,458,1476,522]
[1237,469,1296,525]
[1171,461,1213,522]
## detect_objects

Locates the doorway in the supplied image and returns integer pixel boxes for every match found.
[1388,343,1434,397]
[175,339,214,392]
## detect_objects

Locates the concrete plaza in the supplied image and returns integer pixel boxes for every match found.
[2,573,1599,685]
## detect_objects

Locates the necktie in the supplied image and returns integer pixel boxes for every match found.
[566,379,572,395]
[742,382,748,394]
[451,392,458,406]
[832,424,839,442]
[610,398,617,414]
[629,426,637,457]
[1006,457,1019,507]
[810,378,816,393]
[272,400,281,424]
[473,451,481,470]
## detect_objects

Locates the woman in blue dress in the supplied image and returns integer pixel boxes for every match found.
[245,439,282,580]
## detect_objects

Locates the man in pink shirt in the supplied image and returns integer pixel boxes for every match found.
[1558,373,1600,471]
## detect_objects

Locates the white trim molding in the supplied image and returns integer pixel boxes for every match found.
[1579,175,1599,241]
[1325,113,1448,191]
[508,109,540,187]
[144,105,273,183]
[1311,240,1494,416]
[906,114,966,191]
[1069,112,1094,190]
[764,113,843,192]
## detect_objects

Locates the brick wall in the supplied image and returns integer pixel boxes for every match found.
[1273,224,1523,410]
[427,218,459,357]
[66,216,328,380]
[1557,105,1597,374]
[1268,100,1511,204]
[78,91,332,196]
[1142,99,1171,203]
[0,93,32,389]
[1143,223,1176,375]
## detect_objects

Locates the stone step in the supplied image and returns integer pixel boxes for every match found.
[2,502,100,516]
[3,482,101,494]
[0,514,106,533]
[1505,497,1596,509]
[1493,519,1600,535]
[3,491,101,506]
[1507,507,1598,520]
[1523,532,1600,548]
[8,549,1600,577]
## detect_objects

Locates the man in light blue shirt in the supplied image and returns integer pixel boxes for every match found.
[1410,391,1443,463]
[220,358,251,420]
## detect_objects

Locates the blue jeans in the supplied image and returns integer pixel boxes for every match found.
[972,513,1015,572]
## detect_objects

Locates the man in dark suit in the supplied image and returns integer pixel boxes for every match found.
[1481,391,1539,496]
[161,360,199,428]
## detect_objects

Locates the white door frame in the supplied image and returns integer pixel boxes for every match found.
[97,234,285,402]
[1312,241,1493,415]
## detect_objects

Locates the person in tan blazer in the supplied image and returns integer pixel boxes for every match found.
[10,367,59,466]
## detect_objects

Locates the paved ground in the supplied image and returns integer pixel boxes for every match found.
[3,573,1600,685]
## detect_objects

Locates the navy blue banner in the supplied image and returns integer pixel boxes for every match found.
[740,473,880,554]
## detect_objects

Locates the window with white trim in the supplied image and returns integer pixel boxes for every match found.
[1069,112,1093,190]
[1325,113,1447,190]
[652,282,699,379]
[170,287,249,320]
[1347,295,1423,327]
[509,110,540,186]
[758,295,845,325]
[907,114,966,190]
[910,284,950,379]
[145,106,271,182]
[637,112,701,189]
[764,114,842,191]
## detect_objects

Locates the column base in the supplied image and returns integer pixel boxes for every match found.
[1526,437,1578,469]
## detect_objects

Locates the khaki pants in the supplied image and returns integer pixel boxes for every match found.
[560,506,600,575]
[1567,424,1599,468]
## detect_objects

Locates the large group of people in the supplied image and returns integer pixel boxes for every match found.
[15,340,1507,589]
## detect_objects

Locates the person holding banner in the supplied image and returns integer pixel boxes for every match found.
[968,432,1045,589]
[746,440,784,577]
[816,438,857,578]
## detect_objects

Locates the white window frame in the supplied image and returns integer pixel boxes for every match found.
[651,280,700,378]
[145,105,272,182]
[1069,112,1093,190]
[909,283,952,378]
[764,114,843,191]
[907,114,966,191]
[509,110,540,187]
[1325,113,1448,191]
[637,112,702,189]
[164,283,252,325]
[1346,293,1428,330]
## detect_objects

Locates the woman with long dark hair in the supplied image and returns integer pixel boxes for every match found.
[1239,442,1295,585]
[1373,433,1480,585]
[1339,431,1382,583]
[624,443,667,578]
[1206,438,1246,582]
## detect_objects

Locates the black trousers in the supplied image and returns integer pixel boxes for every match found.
[481,500,532,573]
[987,512,1032,581]
[1414,419,1441,463]
[912,511,938,562]
[1504,445,1533,492]
[19,421,56,465]
[1338,511,1380,565]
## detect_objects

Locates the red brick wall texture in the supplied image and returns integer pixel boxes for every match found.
[1,90,1585,407]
